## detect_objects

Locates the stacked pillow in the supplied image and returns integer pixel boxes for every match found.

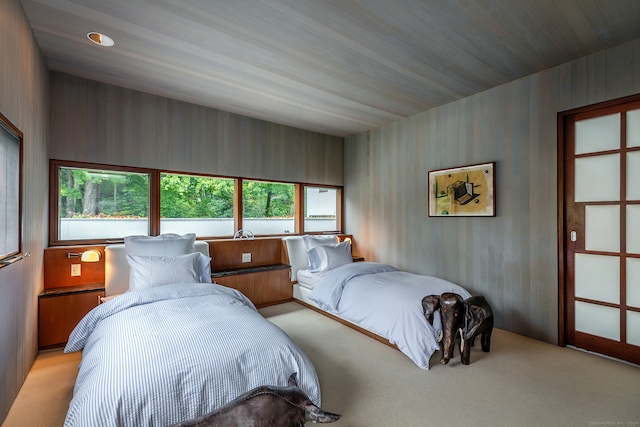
[124,233,212,291]
[302,235,352,273]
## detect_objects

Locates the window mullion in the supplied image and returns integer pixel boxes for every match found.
[150,170,161,236]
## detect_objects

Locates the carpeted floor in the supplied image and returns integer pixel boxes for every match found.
[3,302,639,426]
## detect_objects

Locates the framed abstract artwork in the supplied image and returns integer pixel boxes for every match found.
[428,162,495,217]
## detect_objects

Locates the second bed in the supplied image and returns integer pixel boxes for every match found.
[283,235,471,370]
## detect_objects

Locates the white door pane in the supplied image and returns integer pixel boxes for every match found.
[628,206,640,255]
[575,113,620,154]
[585,205,619,252]
[627,311,640,345]
[574,154,619,202]
[628,108,640,148]
[575,301,620,341]
[575,254,620,304]
[627,258,640,309]
[628,151,640,200]
[627,311,640,347]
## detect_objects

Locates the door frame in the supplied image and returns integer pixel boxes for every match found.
[557,93,640,350]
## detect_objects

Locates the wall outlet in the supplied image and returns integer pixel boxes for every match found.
[242,253,251,263]
[71,264,81,276]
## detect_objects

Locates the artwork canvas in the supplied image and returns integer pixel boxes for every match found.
[428,162,495,217]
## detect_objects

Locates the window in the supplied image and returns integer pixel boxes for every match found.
[304,186,340,233]
[55,165,150,242]
[242,180,295,235]
[160,173,235,236]
[50,160,342,244]
[0,113,22,265]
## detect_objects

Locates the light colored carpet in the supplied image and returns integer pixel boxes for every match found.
[2,348,81,427]
[3,302,639,426]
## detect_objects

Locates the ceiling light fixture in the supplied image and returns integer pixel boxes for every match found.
[87,32,114,47]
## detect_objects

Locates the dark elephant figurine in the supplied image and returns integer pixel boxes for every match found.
[172,373,341,427]
[422,292,493,365]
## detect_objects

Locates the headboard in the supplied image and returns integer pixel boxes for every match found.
[282,236,308,282]
[104,240,210,297]
[282,235,342,282]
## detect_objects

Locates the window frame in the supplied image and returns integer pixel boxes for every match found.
[49,160,344,245]
[49,160,157,246]
[240,178,297,236]
[159,171,236,236]
[0,112,23,267]
[302,185,342,234]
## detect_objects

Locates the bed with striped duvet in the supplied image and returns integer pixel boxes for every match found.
[63,282,320,427]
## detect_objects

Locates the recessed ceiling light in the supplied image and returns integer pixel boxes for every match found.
[87,32,114,47]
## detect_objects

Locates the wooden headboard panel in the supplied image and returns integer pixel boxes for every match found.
[43,236,355,289]
[207,238,284,271]
[44,246,105,289]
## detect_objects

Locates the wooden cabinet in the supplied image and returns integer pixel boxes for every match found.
[213,265,291,308]
[38,285,104,349]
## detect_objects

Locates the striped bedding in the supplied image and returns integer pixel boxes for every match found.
[64,283,320,427]
[308,262,471,370]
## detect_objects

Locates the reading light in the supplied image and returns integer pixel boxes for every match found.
[67,249,102,262]
[87,32,114,47]
[233,229,255,240]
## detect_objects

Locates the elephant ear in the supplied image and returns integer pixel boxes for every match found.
[463,304,486,340]
[421,295,440,325]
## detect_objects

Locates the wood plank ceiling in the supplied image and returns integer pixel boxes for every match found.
[20,0,640,137]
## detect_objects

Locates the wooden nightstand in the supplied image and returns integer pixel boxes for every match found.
[38,284,104,349]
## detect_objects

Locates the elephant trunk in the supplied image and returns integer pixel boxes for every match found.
[440,327,457,365]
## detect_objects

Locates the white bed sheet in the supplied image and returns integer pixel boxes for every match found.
[295,268,327,290]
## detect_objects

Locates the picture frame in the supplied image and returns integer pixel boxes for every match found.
[428,162,495,217]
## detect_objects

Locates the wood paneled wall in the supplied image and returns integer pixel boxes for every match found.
[49,72,344,186]
[0,0,49,422]
[345,38,640,345]
[208,238,283,271]
[43,247,106,289]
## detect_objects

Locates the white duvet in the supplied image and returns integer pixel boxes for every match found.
[64,283,320,427]
[309,262,471,370]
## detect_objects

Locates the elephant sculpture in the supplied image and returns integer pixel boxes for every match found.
[172,373,341,427]
[422,292,493,365]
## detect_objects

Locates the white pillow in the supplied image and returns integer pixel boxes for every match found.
[308,241,353,273]
[302,235,339,252]
[197,252,212,284]
[123,233,212,285]
[124,233,196,256]
[126,252,201,291]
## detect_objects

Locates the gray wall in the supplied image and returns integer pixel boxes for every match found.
[0,0,49,423]
[345,38,640,345]
[49,72,344,186]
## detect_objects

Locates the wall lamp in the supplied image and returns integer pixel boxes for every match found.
[67,249,102,262]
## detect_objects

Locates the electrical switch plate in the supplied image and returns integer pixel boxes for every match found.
[242,253,251,263]
[71,264,81,276]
